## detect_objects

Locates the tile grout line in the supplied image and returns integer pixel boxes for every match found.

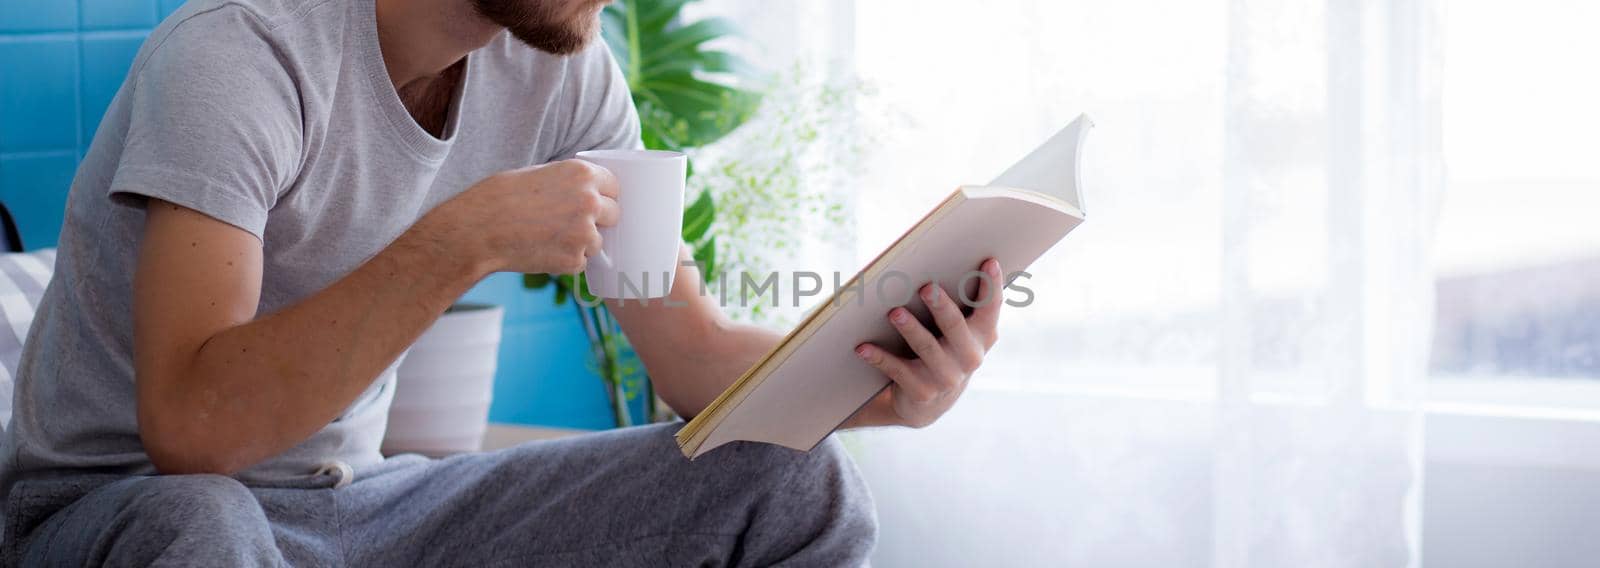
[0,150,82,162]
[75,0,87,162]
[0,30,153,43]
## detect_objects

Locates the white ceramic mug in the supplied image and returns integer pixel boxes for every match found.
[577,149,688,300]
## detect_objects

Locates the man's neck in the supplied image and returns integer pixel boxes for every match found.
[374,0,501,88]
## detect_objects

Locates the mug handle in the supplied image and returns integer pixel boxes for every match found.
[587,249,613,273]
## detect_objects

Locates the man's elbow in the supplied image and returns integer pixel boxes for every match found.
[137,396,249,476]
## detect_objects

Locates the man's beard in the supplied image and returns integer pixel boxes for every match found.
[470,0,603,56]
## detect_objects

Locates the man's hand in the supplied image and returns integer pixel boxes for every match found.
[420,159,620,275]
[849,259,1005,428]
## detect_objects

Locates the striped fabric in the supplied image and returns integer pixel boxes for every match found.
[0,248,57,429]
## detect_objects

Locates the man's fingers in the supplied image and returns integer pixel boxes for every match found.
[579,159,620,228]
[595,195,621,227]
[856,344,936,404]
[922,284,983,373]
[969,259,1004,349]
[887,307,963,391]
[847,387,897,428]
[584,227,605,260]
[582,160,621,199]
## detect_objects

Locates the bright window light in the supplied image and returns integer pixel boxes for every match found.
[1431,0,1600,382]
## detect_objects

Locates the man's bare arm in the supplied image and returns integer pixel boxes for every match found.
[134,161,619,475]
[607,246,784,419]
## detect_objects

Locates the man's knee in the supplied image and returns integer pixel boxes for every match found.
[19,474,281,566]
[724,436,878,560]
[727,438,876,526]
[739,437,867,493]
[105,475,278,559]
[123,474,265,523]
[801,437,877,528]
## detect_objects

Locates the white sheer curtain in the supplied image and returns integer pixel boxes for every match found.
[701,0,1441,564]
[839,0,1440,565]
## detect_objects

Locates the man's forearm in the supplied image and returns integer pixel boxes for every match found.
[140,217,491,474]
[668,319,785,418]
[610,248,917,431]
[606,247,786,419]
[624,308,894,429]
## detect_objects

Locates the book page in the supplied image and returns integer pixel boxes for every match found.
[988,114,1093,211]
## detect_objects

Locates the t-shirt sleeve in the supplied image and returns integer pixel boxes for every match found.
[552,41,644,158]
[108,7,303,241]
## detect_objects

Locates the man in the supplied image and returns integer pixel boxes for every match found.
[0,0,1006,564]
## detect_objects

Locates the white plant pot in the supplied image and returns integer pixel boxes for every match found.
[382,303,503,457]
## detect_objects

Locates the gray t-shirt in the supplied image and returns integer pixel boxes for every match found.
[0,0,639,493]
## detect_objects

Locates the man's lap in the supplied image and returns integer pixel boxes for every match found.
[5,423,876,566]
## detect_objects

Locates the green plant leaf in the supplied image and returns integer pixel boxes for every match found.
[693,236,717,283]
[574,272,602,305]
[681,189,715,242]
[523,273,552,289]
[641,18,740,65]
[603,0,762,151]
[638,0,694,31]
[635,101,689,151]
[695,51,760,77]
[600,10,630,66]
[639,75,756,148]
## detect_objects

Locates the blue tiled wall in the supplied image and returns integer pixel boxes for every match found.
[0,0,614,430]
[0,0,156,247]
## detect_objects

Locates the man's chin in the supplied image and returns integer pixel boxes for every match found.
[472,0,603,56]
[507,25,596,56]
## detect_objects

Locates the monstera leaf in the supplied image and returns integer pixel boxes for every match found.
[601,0,762,151]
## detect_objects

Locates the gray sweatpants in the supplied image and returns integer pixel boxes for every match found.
[2,423,876,566]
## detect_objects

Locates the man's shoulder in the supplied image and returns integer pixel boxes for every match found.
[161,0,342,31]
[144,0,346,70]
[133,0,349,104]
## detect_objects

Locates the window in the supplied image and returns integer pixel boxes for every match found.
[1429,0,1600,404]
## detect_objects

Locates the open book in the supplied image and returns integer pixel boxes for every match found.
[676,114,1094,459]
